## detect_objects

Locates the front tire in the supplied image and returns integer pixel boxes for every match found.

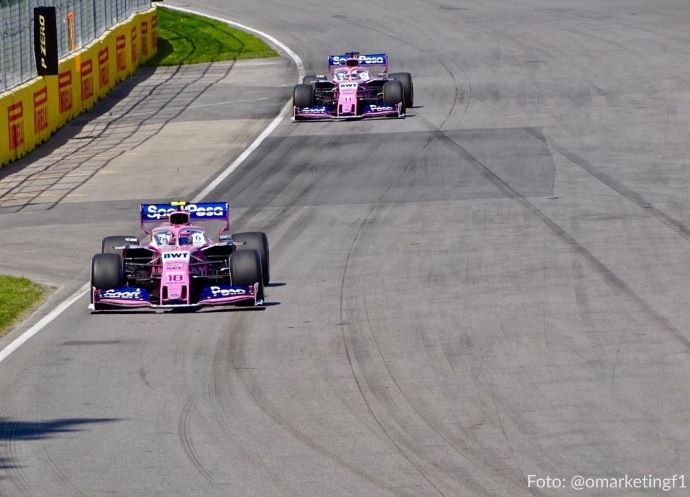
[91,253,124,289]
[233,231,270,285]
[389,72,414,108]
[229,250,264,301]
[293,84,314,108]
[383,80,405,112]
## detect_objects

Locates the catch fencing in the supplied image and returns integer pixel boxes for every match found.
[1,0,151,92]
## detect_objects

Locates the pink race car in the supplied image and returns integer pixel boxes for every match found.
[293,52,414,120]
[89,202,269,311]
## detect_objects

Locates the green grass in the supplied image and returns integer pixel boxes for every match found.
[146,7,278,66]
[0,276,49,337]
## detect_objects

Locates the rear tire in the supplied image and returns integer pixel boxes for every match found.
[91,253,124,289]
[229,250,264,301]
[389,72,414,108]
[233,231,270,285]
[293,84,314,108]
[303,74,318,84]
[102,235,138,253]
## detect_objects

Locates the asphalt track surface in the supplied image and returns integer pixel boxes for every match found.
[1,1,690,496]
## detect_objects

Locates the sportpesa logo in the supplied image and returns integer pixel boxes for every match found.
[332,55,385,64]
[210,286,248,297]
[368,105,395,112]
[100,288,144,300]
[301,106,327,114]
[145,203,225,220]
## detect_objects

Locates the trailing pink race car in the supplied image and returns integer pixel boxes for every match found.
[89,201,269,311]
[293,52,414,120]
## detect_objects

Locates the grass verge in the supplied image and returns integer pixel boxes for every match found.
[0,276,49,337]
[146,7,278,66]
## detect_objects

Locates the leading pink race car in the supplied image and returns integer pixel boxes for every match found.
[293,52,414,120]
[89,201,269,311]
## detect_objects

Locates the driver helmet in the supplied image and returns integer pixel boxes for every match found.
[178,231,192,245]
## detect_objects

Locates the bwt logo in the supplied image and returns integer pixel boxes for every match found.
[210,286,247,297]
[339,83,358,89]
[162,252,190,260]
[101,288,143,300]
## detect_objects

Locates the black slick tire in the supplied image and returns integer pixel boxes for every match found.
[293,84,314,108]
[383,80,404,111]
[389,72,414,108]
[102,235,138,253]
[233,231,270,285]
[91,253,124,289]
[229,250,265,302]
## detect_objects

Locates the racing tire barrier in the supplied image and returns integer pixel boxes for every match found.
[0,8,158,168]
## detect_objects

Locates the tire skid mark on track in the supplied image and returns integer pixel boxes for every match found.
[333,134,467,496]
[177,398,215,483]
[545,137,690,242]
[1,422,33,497]
[337,207,452,497]
[341,17,468,130]
[337,206,544,497]
[375,284,539,496]
[327,17,542,496]
[37,441,87,497]
[415,115,690,352]
[226,309,414,497]
[207,328,298,497]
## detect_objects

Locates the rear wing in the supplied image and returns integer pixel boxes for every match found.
[139,202,230,234]
[328,52,388,71]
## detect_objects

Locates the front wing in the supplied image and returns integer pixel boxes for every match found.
[293,102,404,120]
[89,284,261,311]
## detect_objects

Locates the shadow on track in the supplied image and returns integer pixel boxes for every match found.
[0,417,120,476]
[0,417,119,442]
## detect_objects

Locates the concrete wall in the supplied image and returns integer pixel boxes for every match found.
[0,8,158,167]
